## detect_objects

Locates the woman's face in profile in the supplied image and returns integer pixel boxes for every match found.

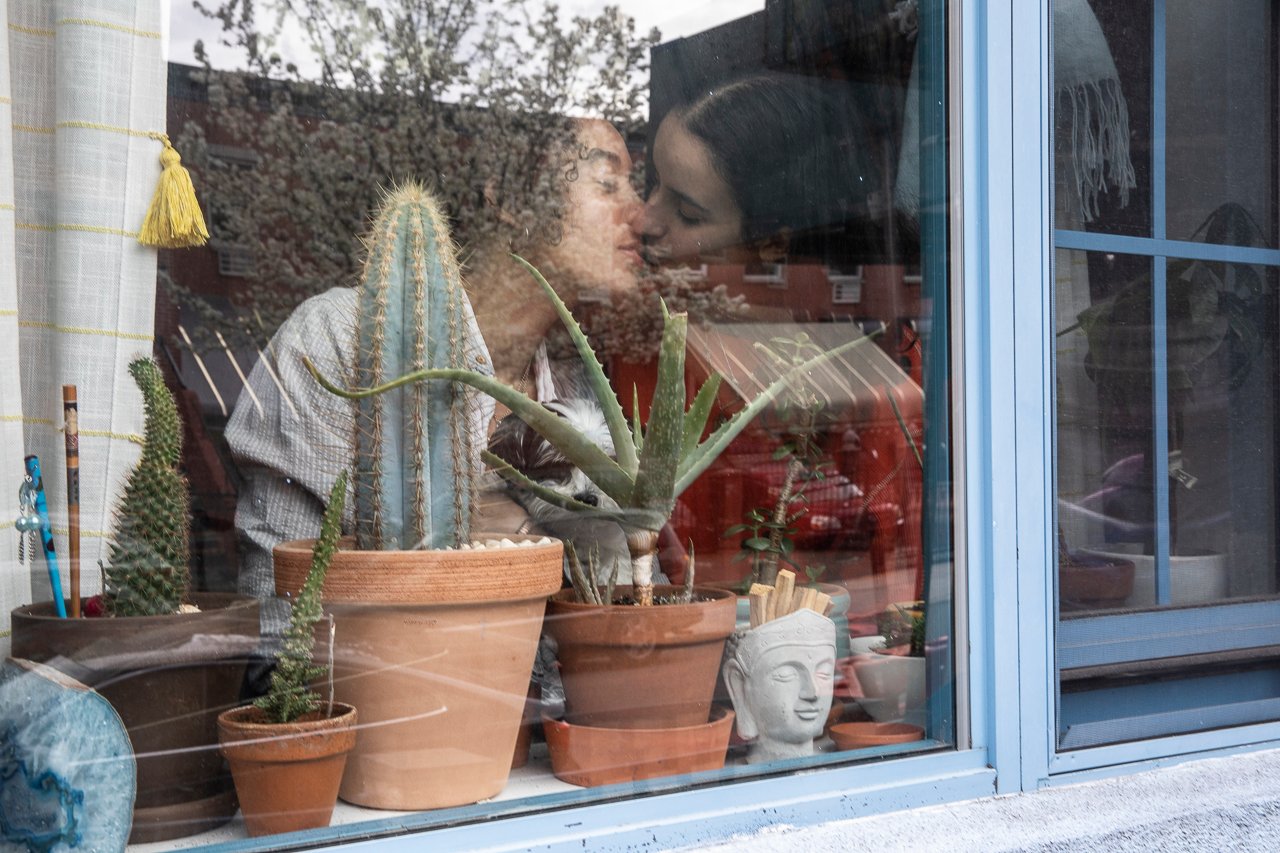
[640,114,745,265]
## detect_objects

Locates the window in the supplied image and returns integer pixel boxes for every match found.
[1053,0,1280,750]
[0,0,956,847]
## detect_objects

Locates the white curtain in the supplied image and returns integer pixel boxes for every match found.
[1,0,165,652]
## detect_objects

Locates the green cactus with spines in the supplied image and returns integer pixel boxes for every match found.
[352,181,479,551]
[256,472,348,723]
[104,357,191,616]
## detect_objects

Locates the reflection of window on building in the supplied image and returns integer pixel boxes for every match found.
[207,144,259,278]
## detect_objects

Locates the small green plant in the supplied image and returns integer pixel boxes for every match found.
[724,335,832,588]
[877,603,926,657]
[104,358,191,617]
[254,471,348,724]
[308,256,869,606]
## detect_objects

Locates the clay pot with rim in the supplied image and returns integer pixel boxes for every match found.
[272,535,562,810]
[544,585,738,729]
[543,705,735,786]
[217,703,357,837]
[9,592,260,843]
[828,721,924,751]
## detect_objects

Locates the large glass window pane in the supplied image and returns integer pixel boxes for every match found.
[1053,0,1280,751]
[1,0,954,846]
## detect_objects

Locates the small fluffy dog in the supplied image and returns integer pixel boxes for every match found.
[488,396,665,587]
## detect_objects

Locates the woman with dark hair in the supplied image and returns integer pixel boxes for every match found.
[639,74,876,266]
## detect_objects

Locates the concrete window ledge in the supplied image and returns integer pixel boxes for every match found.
[690,748,1280,852]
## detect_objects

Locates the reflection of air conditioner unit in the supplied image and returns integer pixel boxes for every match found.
[215,244,256,278]
[828,266,863,304]
[743,262,785,286]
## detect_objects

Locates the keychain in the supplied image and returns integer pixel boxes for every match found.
[16,473,41,566]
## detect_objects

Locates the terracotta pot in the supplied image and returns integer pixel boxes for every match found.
[828,721,924,750]
[545,586,737,729]
[543,705,734,786]
[10,593,260,843]
[273,535,561,810]
[217,703,357,837]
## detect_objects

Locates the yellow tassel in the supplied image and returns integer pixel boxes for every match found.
[138,135,209,249]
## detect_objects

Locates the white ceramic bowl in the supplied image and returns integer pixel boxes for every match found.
[852,653,925,722]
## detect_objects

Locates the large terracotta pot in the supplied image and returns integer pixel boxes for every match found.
[544,586,737,729]
[272,535,562,810]
[218,703,357,837]
[10,592,260,843]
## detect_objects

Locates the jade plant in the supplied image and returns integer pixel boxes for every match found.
[103,357,191,616]
[349,181,482,551]
[255,472,348,724]
[309,256,869,606]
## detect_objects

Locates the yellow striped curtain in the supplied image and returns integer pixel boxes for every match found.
[0,0,165,649]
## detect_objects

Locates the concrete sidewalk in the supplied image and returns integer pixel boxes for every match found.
[688,747,1280,852]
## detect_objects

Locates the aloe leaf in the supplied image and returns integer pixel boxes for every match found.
[632,307,687,515]
[305,356,633,502]
[481,450,629,523]
[510,254,638,475]
[674,334,870,495]
[631,384,645,455]
[887,393,924,469]
[681,373,722,460]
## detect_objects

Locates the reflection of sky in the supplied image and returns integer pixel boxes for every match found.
[164,0,761,71]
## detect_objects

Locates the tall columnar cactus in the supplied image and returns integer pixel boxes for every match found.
[104,358,191,616]
[353,182,479,550]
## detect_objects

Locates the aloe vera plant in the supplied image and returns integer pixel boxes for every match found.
[308,255,868,605]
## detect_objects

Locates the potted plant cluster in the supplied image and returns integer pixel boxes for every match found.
[10,357,260,843]
[312,251,869,786]
[276,182,563,810]
[218,473,357,837]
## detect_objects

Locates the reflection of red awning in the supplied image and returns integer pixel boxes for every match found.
[685,322,923,429]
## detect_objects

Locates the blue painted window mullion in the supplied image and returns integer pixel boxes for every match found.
[1151,0,1171,604]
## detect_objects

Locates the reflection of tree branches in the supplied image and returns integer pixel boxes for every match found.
[172,0,657,345]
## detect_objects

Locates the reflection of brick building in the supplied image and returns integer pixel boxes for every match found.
[156,63,275,591]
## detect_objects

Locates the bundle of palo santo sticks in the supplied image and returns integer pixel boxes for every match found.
[747,569,833,629]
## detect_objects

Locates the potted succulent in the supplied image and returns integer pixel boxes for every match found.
[310,255,869,785]
[851,602,927,723]
[10,357,260,843]
[274,182,563,810]
[218,473,357,837]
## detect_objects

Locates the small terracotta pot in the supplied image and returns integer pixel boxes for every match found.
[543,706,734,786]
[829,721,923,751]
[218,704,357,837]
[545,586,737,729]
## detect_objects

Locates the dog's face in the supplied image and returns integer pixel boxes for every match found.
[487,397,620,523]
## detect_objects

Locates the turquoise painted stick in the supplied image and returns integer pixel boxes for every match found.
[24,455,67,618]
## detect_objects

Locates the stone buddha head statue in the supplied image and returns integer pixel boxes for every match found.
[722,608,837,764]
